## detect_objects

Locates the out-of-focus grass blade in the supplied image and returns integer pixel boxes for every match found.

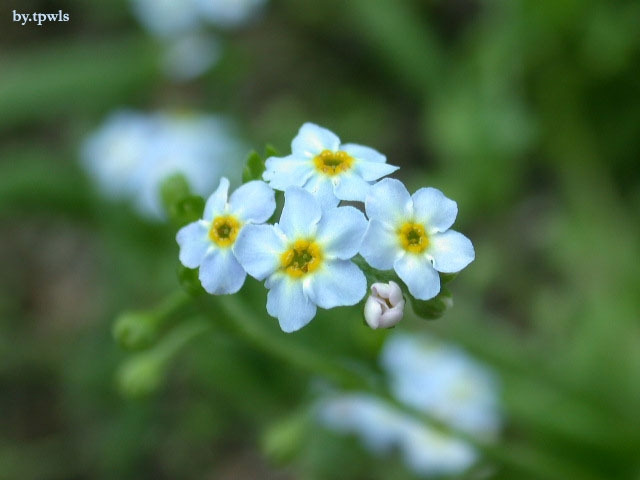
[0,35,158,129]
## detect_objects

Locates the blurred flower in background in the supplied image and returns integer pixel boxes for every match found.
[81,110,247,219]
[130,0,267,81]
[317,332,501,477]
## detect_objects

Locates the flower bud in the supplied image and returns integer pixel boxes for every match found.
[113,311,159,350]
[364,281,405,329]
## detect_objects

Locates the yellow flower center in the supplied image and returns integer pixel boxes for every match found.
[313,149,354,176]
[398,222,429,254]
[208,215,242,248]
[280,239,323,278]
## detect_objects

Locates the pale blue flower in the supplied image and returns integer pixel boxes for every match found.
[318,393,478,477]
[360,178,475,300]
[80,110,246,220]
[234,187,367,332]
[194,0,267,28]
[130,0,201,38]
[162,33,221,82]
[317,332,501,477]
[81,110,156,200]
[381,333,502,438]
[263,123,399,207]
[130,0,267,81]
[177,177,275,294]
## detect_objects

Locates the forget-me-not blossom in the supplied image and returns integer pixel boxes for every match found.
[263,123,398,207]
[360,178,475,300]
[177,177,275,294]
[234,187,367,332]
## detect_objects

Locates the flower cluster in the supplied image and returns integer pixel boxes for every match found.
[176,123,475,332]
[81,110,245,219]
[317,332,502,477]
[130,0,267,81]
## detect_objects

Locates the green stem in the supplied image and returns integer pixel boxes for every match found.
[204,292,599,480]
[214,295,373,391]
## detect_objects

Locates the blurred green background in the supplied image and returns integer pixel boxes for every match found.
[1,0,640,479]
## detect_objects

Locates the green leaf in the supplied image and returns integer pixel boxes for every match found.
[178,265,206,297]
[410,287,453,320]
[264,144,280,158]
[242,150,266,183]
[440,272,458,285]
[160,174,204,226]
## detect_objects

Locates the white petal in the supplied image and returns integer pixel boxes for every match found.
[199,249,246,295]
[394,253,441,300]
[379,303,405,328]
[412,187,458,233]
[341,143,386,164]
[315,206,367,259]
[304,260,366,309]
[266,274,317,332]
[278,187,322,238]
[428,230,475,273]
[291,123,340,157]
[371,281,403,306]
[234,224,285,280]
[359,219,401,270]
[365,178,413,228]
[302,174,340,208]
[228,180,276,223]
[203,177,230,220]
[364,297,384,329]
[354,160,399,182]
[176,221,211,268]
[263,154,314,190]
[332,172,371,202]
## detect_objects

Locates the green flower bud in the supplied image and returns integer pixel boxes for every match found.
[262,412,309,464]
[113,311,159,351]
[116,350,165,398]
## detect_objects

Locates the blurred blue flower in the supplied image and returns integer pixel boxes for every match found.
[381,333,502,438]
[162,32,221,82]
[319,393,478,477]
[130,0,267,81]
[81,110,246,219]
[131,0,202,38]
[317,332,501,477]
[360,178,475,300]
[263,123,398,207]
[194,0,267,29]
[234,187,367,332]
[177,177,275,294]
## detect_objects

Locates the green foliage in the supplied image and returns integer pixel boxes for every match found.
[2,0,640,479]
[410,287,452,321]
[242,150,267,183]
[160,174,205,227]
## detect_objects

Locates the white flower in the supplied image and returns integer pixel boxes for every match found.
[176,177,275,294]
[317,393,477,477]
[360,178,475,301]
[263,123,399,207]
[234,187,367,332]
[381,333,502,438]
[364,281,405,329]
[80,110,246,220]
